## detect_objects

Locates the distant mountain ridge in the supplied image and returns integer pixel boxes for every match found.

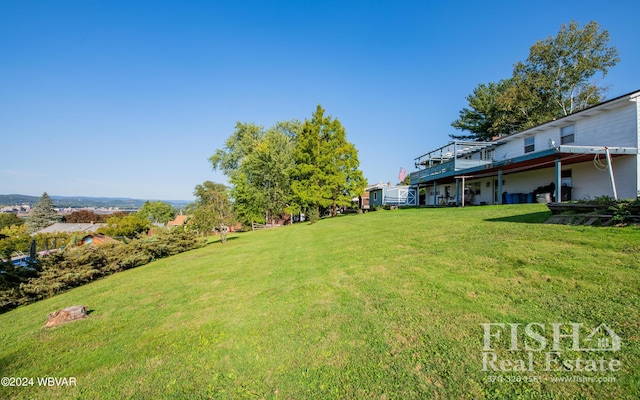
[0,194,191,209]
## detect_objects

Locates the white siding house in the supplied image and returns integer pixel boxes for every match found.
[409,89,640,205]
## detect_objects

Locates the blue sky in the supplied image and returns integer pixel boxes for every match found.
[1,1,638,201]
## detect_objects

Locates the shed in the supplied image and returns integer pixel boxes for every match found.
[366,184,418,207]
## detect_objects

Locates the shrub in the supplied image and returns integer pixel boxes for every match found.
[609,203,631,225]
[1,230,206,313]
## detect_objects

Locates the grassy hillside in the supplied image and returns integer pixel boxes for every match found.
[1,205,638,399]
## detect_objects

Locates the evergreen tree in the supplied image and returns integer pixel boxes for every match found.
[26,192,59,233]
[450,80,515,140]
[210,121,300,226]
[292,106,366,220]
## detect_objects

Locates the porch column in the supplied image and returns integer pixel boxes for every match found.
[605,148,618,200]
[433,182,437,206]
[455,178,460,206]
[555,157,562,203]
[497,169,503,205]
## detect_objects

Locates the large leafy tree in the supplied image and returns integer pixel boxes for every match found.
[26,192,59,233]
[210,121,300,225]
[242,128,296,225]
[210,122,263,176]
[186,181,234,236]
[500,20,619,130]
[292,106,366,220]
[452,20,619,140]
[210,122,265,225]
[137,201,176,224]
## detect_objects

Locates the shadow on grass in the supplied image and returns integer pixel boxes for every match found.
[485,211,551,224]
[205,236,240,245]
[0,353,18,376]
[305,212,361,224]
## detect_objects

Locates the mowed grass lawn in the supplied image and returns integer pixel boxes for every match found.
[1,204,638,399]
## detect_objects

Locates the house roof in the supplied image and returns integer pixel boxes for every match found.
[167,215,189,226]
[76,234,117,246]
[409,88,640,187]
[32,222,106,235]
[365,184,411,192]
[412,89,640,162]
[365,183,386,192]
[496,89,640,144]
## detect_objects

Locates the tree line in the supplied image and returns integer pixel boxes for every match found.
[2,105,365,250]
[188,105,366,231]
[0,194,180,257]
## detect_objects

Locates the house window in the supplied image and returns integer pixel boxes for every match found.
[524,137,535,153]
[481,149,495,161]
[467,182,481,195]
[373,192,378,201]
[561,169,572,187]
[561,125,575,144]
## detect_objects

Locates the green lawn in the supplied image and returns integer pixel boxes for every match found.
[1,205,638,399]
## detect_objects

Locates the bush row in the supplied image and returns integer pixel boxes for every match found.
[0,229,206,313]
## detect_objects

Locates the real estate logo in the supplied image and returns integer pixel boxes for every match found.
[481,323,622,373]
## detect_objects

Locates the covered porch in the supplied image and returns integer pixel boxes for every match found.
[410,145,637,206]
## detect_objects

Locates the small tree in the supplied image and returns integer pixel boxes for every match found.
[186,181,234,240]
[26,192,59,233]
[98,214,151,239]
[0,213,24,230]
[137,201,176,224]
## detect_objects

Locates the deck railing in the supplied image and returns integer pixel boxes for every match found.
[410,159,493,184]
